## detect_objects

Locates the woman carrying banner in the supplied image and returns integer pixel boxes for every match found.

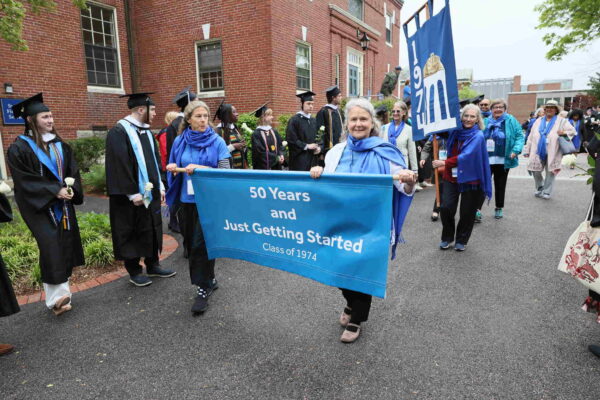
[7,93,84,316]
[431,104,492,252]
[523,100,575,200]
[310,98,416,343]
[166,101,231,315]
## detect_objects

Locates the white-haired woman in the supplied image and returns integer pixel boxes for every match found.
[381,100,420,190]
[523,100,575,199]
[431,105,492,252]
[310,98,416,343]
[166,101,231,315]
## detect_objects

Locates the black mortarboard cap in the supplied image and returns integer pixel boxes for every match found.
[252,103,269,119]
[375,105,388,115]
[120,92,155,109]
[325,85,340,98]
[173,86,196,109]
[12,93,50,119]
[213,99,227,121]
[296,90,316,103]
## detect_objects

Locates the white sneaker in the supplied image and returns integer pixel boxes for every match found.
[542,193,551,199]
[422,181,434,187]
[415,184,423,192]
[534,190,542,198]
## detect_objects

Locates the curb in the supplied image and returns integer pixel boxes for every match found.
[16,233,179,306]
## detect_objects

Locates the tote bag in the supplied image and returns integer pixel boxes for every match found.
[558,196,600,293]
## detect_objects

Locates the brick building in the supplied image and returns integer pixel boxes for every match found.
[0,0,404,179]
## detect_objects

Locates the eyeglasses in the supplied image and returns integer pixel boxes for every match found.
[492,106,505,110]
[479,104,490,107]
[392,110,402,113]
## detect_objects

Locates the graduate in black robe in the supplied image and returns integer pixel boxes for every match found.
[105,93,176,287]
[0,190,20,355]
[7,93,83,316]
[315,85,344,155]
[251,104,284,170]
[214,101,248,169]
[286,91,321,171]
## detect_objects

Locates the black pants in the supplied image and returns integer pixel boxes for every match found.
[432,169,444,213]
[341,288,372,324]
[440,180,484,245]
[124,255,159,277]
[477,164,509,209]
[180,203,215,288]
[416,140,432,183]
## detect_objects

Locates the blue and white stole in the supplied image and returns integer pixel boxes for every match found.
[19,135,70,228]
[118,118,161,206]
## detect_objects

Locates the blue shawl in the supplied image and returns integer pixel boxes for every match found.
[388,121,405,146]
[345,135,413,259]
[166,126,221,206]
[446,126,492,200]
[537,116,557,162]
[569,119,581,149]
[485,113,506,157]
[481,110,492,118]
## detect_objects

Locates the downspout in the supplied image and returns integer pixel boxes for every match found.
[124,0,137,92]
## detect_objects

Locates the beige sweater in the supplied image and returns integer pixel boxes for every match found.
[524,116,575,173]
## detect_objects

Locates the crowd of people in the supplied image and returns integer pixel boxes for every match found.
[0,85,597,351]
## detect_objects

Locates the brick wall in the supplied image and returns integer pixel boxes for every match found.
[507,92,537,123]
[0,0,132,154]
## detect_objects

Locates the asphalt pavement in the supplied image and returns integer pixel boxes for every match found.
[1,163,599,399]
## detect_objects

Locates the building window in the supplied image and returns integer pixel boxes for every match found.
[296,43,311,90]
[348,0,363,20]
[334,54,340,87]
[385,13,393,45]
[347,48,363,97]
[81,3,121,88]
[196,41,224,92]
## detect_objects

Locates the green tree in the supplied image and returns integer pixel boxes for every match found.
[535,0,600,61]
[1,0,86,51]
[588,72,600,101]
[458,85,479,101]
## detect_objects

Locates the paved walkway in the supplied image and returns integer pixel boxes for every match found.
[1,175,599,399]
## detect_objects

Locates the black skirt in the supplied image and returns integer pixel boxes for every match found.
[0,255,20,317]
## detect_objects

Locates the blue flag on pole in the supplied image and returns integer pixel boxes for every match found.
[190,169,394,298]
[403,0,460,141]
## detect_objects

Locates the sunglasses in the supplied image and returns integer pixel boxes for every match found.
[392,110,403,113]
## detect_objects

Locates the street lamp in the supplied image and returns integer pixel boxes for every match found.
[359,31,370,51]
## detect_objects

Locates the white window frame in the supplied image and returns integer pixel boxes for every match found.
[296,41,312,92]
[385,13,393,46]
[84,1,125,94]
[346,47,364,97]
[195,39,225,98]
[348,0,364,21]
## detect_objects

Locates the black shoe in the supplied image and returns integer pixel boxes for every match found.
[146,265,176,278]
[589,344,600,358]
[191,287,209,314]
[129,274,152,287]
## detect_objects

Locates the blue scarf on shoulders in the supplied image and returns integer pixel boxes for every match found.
[166,126,220,206]
[481,110,491,118]
[569,118,581,149]
[537,116,557,162]
[446,126,492,200]
[485,113,506,156]
[346,135,413,259]
[388,121,405,146]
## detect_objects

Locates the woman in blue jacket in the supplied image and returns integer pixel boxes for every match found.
[475,99,524,220]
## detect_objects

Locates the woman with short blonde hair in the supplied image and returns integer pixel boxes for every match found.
[251,104,284,170]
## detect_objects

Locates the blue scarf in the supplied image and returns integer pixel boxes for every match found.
[569,119,581,149]
[537,116,557,162]
[481,110,491,118]
[485,113,506,156]
[346,135,413,259]
[388,121,404,146]
[166,126,220,206]
[19,135,66,223]
[446,126,492,200]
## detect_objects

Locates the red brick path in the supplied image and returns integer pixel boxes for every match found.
[16,234,179,305]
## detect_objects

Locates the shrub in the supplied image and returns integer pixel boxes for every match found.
[81,164,106,194]
[78,212,111,237]
[84,238,114,267]
[372,98,398,113]
[68,137,106,173]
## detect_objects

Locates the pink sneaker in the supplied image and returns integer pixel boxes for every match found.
[340,323,361,343]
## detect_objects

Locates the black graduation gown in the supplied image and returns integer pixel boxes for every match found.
[251,128,284,170]
[286,113,318,171]
[315,105,344,154]
[0,193,19,317]
[7,137,84,285]
[105,122,163,260]
[165,115,183,163]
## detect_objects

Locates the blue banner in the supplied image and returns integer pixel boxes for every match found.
[403,0,460,140]
[1,98,24,125]
[190,169,393,298]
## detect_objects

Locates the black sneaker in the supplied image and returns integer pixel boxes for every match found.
[146,265,177,278]
[589,344,600,358]
[129,275,152,287]
[206,278,219,296]
[191,287,209,314]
